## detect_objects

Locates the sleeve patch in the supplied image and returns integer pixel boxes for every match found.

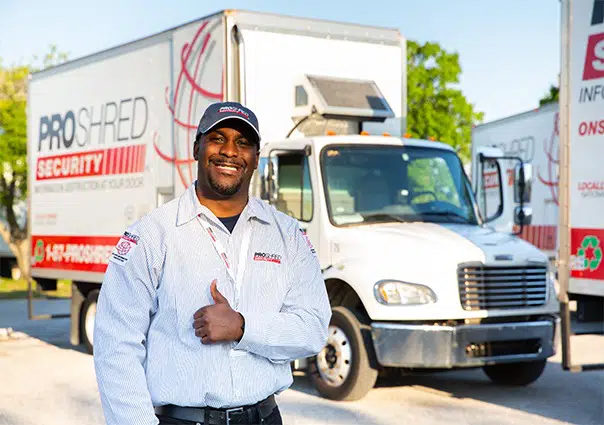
[299,228,317,256]
[109,231,140,266]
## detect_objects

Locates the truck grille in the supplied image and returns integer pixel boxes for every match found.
[457,264,548,311]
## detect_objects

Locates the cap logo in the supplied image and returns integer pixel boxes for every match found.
[218,106,250,119]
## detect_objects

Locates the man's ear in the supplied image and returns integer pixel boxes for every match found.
[254,148,260,169]
[193,139,199,161]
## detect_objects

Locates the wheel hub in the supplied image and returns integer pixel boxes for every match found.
[316,325,352,387]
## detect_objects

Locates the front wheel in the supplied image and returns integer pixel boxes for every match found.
[309,306,379,401]
[483,359,547,386]
[81,290,99,354]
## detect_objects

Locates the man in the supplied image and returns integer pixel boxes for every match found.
[93,101,332,425]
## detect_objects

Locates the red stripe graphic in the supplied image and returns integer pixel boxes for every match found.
[124,145,132,174]
[36,144,148,181]
[119,147,125,174]
[103,149,109,175]
[138,145,146,172]
[132,145,139,173]
[108,148,115,175]
[129,145,136,173]
[112,147,119,175]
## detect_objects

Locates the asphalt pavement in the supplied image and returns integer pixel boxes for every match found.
[0,299,602,425]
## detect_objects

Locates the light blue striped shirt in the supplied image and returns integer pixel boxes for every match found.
[93,182,331,425]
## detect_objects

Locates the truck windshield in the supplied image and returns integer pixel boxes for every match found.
[320,144,479,226]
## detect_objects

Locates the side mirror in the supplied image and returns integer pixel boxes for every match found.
[514,163,533,204]
[477,155,504,223]
[514,206,532,226]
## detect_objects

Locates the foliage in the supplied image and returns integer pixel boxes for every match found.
[0,45,68,281]
[406,40,484,163]
[539,84,559,106]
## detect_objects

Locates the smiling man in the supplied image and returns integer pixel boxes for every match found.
[93,101,331,425]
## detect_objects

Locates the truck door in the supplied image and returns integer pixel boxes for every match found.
[261,148,321,265]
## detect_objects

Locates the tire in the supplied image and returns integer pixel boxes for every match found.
[309,306,379,401]
[483,359,547,386]
[81,290,99,355]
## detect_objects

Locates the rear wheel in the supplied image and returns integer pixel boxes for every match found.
[483,359,547,386]
[309,306,378,401]
[81,290,99,354]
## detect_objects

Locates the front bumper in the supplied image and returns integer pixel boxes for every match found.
[371,317,560,368]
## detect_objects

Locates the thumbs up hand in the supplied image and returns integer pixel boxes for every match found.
[193,280,245,344]
[210,280,229,305]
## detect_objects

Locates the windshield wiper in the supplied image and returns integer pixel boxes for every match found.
[361,213,410,224]
[420,211,472,223]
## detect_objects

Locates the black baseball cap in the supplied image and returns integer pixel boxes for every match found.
[196,101,261,146]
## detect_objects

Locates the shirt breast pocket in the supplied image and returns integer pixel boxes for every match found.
[172,269,228,348]
[246,253,289,312]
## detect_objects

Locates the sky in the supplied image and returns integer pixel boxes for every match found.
[0,0,561,123]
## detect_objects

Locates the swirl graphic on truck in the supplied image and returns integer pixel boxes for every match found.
[537,112,559,206]
[154,18,224,189]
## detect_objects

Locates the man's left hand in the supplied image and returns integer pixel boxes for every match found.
[193,280,244,344]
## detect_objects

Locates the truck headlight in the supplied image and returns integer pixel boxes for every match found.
[374,280,437,305]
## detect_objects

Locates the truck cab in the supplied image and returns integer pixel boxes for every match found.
[251,133,560,401]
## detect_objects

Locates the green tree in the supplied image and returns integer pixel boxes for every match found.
[539,84,559,106]
[0,45,68,282]
[406,40,484,163]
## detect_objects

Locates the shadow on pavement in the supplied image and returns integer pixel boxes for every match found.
[283,376,387,425]
[375,361,603,425]
[291,356,604,425]
[277,396,385,425]
[0,299,87,354]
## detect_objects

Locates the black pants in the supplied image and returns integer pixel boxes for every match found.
[156,405,283,425]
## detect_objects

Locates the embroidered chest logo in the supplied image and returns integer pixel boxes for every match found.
[253,252,282,264]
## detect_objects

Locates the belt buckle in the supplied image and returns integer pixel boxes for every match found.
[225,407,244,425]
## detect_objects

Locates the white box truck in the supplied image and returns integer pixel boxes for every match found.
[471,103,559,261]
[28,9,559,401]
[558,0,604,371]
[472,100,604,322]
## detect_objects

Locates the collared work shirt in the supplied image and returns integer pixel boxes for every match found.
[93,183,331,425]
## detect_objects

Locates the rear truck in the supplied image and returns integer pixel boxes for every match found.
[471,97,604,323]
[471,103,559,261]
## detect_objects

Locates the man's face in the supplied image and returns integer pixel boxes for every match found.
[194,123,259,197]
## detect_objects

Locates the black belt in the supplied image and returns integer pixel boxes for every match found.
[154,395,277,425]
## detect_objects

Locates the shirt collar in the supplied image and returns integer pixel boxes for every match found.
[176,181,271,226]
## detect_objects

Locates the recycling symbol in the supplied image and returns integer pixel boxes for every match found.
[33,240,44,264]
[577,236,602,271]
